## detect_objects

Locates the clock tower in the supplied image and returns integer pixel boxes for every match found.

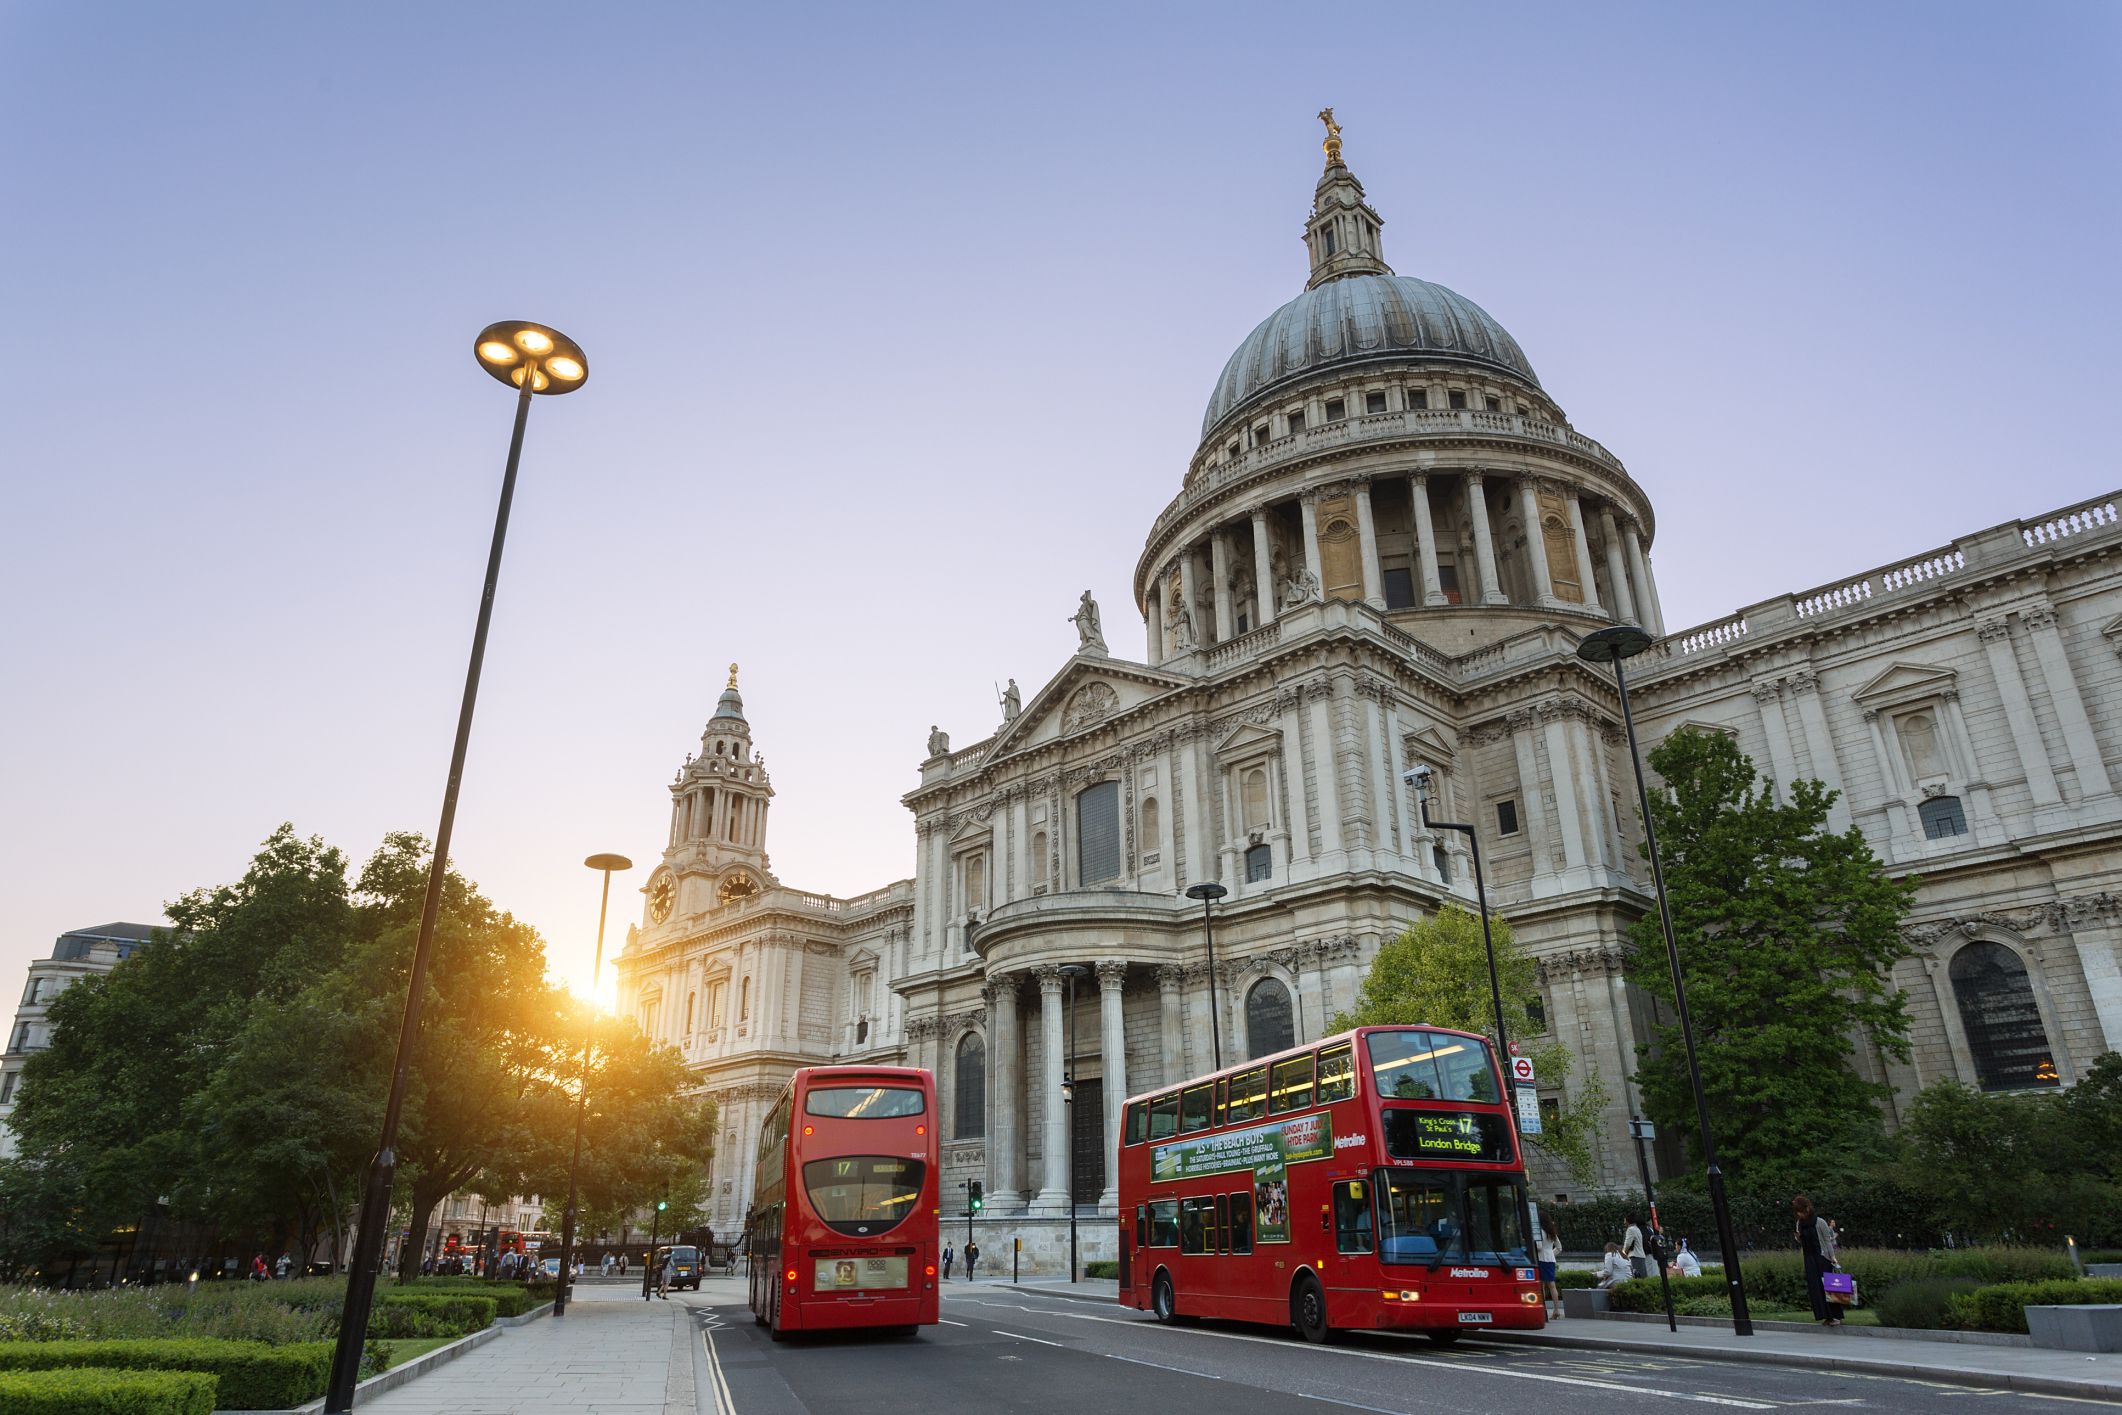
[647,664,776,925]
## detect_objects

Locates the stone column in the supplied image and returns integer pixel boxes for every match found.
[1144,582,1163,667]
[1298,492,1324,594]
[1210,528,1236,642]
[1280,691,1314,873]
[1177,550,1200,654]
[1251,507,1276,626]
[1409,473,1445,605]
[1862,709,1918,852]
[1597,508,1637,623]
[1178,729,1209,888]
[2022,606,2114,799]
[1352,477,1384,608]
[1465,473,1506,605]
[1977,618,2062,807]
[1031,967,1070,1214]
[1540,709,1589,877]
[1566,490,1603,614]
[1097,962,1127,1212]
[1785,671,1851,834]
[1622,524,1664,635]
[985,973,1024,1211]
[1510,714,1558,892]
[2068,924,2122,1056]
[1157,965,1190,1085]
[1751,681,1801,801]
[1517,476,1556,605]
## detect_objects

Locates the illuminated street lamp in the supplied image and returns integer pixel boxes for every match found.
[555,853,632,1318]
[325,322,588,1412]
[1576,623,1753,1338]
[1183,883,1228,1069]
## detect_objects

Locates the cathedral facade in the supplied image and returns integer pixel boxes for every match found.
[615,130,2122,1266]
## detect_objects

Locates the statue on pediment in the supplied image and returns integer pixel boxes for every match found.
[1070,590,1108,654]
[927,724,950,758]
[1000,678,1022,724]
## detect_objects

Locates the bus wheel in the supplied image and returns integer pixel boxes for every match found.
[1425,1329,1461,1347]
[1151,1272,1179,1325]
[1292,1274,1336,1345]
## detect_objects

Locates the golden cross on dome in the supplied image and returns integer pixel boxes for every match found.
[727,662,739,689]
[1318,107,1343,166]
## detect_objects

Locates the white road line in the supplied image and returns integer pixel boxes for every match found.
[992,1329,1067,1348]
[700,1323,738,1415]
[1106,1352,1222,1379]
[937,1319,969,1327]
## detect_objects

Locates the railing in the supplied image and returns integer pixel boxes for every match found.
[1794,577,1873,618]
[1672,616,1750,655]
[2022,496,2118,547]
[1205,620,1281,669]
[1376,619,1453,670]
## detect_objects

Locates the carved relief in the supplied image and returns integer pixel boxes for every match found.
[1062,682,1120,732]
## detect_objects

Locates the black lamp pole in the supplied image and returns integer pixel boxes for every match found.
[554,853,632,1318]
[1183,884,1228,1069]
[1059,964,1090,1284]
[1411,778,1508,1069]
[1578,624,1752,1338]
[325,322,587,1412]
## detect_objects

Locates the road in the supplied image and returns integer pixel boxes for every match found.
[693,1282,2113,1414]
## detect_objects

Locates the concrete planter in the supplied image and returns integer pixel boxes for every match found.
[2026,1304,2122,1353]
[1562,1288,1611,1318]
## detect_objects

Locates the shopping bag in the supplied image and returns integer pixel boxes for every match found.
[1822,1271,1857,1306]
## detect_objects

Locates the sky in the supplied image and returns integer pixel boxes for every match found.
[2,2,2117,1004]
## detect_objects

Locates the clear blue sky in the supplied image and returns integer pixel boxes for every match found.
[3,2,2116,999]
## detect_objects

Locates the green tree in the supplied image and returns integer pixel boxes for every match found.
[1333,905,1607,1183]
[1626,729,1917,1192]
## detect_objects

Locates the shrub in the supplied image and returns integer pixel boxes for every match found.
[0,1310,92,1342]
[0,1340,330,1410]
[0,1367,216,1415]
[1555,1270,1603,1289]
[1606,1276,1728,1313]
[1933,1248,2074,1286]
[396,1281,541,1318]
[0,1282,338,1345]
[1946,1278,2122,1334]
[1870,1277,1981,1330]
[1082,1261,1118,1280]
[368,1294,495,1339]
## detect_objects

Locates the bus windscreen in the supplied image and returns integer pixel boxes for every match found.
[1365,1030,1500,1102]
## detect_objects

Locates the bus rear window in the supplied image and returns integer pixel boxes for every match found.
[1149,1093,1180,1140]
[805,1086,926,1118]
[801,1156,926,1236]
[1366,1031,1499,1103]
[1225,1067,1268,1124]
[1179,1084,1214,1133]
[1124,1100,1148,1146]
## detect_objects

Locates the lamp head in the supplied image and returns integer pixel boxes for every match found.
[1185,882,1228,903]
[1575,625,1655,665]
[474,321,588,395]
[585,853,633,872]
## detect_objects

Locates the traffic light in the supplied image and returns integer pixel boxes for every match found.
[656,1199,668,1213]
[969,1181,984,1214]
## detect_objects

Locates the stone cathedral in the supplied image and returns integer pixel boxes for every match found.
[616,122,2122,1268]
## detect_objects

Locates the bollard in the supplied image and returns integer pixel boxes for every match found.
[1014,1237,1020,1284]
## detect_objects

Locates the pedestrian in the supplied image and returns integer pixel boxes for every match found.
[1621,1215,1648,1280]
[1795,1195,1841,1326]
[964,1240,980,1280]
[1595,1243,1632,1288]
[942,1244,955,1280]
[1671,1240,1702,1278]
[657,1249,673,1300]
[250,1253,269,1282]
[1536,1211,1561,1318]
[275,1253,292,1280]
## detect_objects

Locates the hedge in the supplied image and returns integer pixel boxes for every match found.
[1082,1261,1118,1279]
[0,1340,329,1411]
[398,1281,543,1318]
[0,1368,216,1415]
[1604,1248,2078,1321]
[1546,1183,1947,1254]
[1947,1279,2122,1334]
[368,1294,496,1340]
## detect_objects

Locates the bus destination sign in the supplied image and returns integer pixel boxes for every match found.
[1382,1107,1514,1163]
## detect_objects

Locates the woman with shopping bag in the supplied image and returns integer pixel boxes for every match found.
[1794,1195,1843,1326]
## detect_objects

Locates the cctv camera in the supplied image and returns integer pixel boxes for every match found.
[1402,763,1433,789]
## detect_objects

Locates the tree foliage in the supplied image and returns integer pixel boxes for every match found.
[1333,905,1607,1183]
[1625,729,1917,1193]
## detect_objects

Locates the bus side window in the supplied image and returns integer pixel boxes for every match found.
[1214,1077,1228,1126]
[1125,1100,1149,1146]
[1178,1198,1206,1254]
[1179,1083,1214,1133]
[1149,1199,1179,1247]
[1229,1190,1254,1254]
[1214,1194,1230,1254]
[1334,1180,1373,1254]
[1315,1043,1355,1103]
[1226,1066,1268,1124]
[1149,1093,1180,1140]
[1269,1054,1314,1113]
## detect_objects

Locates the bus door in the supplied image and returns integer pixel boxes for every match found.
[1328,1177,1375,1299]
[1120,1211,1134,1290]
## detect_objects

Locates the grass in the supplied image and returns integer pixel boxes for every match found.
[378,1336,459,1364]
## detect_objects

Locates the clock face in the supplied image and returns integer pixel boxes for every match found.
[649,874,674,924]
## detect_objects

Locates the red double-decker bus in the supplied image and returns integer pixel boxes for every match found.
[1117,1024,1541,1343]
[746,1065,939,1339]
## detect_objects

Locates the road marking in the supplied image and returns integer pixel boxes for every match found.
[701,1323,738,1415]
[938,1319,968,1327]
[993,1329,1067,1348]
[1106,1352,1221,1379]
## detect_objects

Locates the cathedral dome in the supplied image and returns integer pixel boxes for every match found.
[1201,273,1540,439]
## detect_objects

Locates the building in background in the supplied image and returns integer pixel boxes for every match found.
[0,922,162,1159]
[616,123,2122,1269]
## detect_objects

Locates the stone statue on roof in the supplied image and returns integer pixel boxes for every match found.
[1000,678,1022,724]
[1069,591,1107,654]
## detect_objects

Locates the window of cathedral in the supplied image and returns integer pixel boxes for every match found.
[1448,390,1468,410]
[1245,978,1296,1059]
[954,1033,986,1139]
[709,981,725,1028]
[1287,408,1307,434]
[1366,391,1387,415]
[1432,843,1452,882]
[1383,565,1416,610]
[1408,388,1428,410]
[1525,993,1548,1034]
[1483,393,1502,412]
[1325,398,1346,422]
[1437,560,1461,604]
[1228,440,1240,459]
[1253,422,1270,446]
[1077,782,1122,885]
[1241,768,1270,833]
[961,852,987,914]
[1950,942,2061,1091]
[1920,795,1969,840]
[1245,843,1272,883]
[1495,800,1520,836]
[1320,223,1338,257]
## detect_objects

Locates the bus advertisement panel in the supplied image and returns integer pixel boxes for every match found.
[746,1066,940,1338]
[1117,1025,1541,1344]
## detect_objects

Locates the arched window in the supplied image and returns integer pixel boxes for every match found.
[1242,768,1269,831]
[963,853,986,913]
[1245,978,1295,1059]
[955,1033,987,1139]
[1140,798,1161,856]
[1245,842,1272,882]
[1949,942,2060,1091]
[740,976,752,1021]
[1077,782,1121,885]
[1919,796,1968,840]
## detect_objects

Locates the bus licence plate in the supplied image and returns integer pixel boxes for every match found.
[815,1256,907,1291]
[1458,1312,1493,1324]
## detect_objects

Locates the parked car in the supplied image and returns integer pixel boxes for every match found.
[654,1244,702,1291]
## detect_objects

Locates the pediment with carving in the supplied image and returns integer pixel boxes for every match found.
[983,656,1191,757]
[1851,661,1959,710]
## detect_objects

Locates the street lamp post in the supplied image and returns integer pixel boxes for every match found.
[1183,884,1228,1069]
[1408,770,1509,1070]
[325,322,587,1413]
[1577,623,1752,1337]
[1059,964,1091,1284]
[555,853,632,1318]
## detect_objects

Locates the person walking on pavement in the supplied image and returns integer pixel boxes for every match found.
[1795,1194,1842,1326]
[942,1243,954,1280]
[1621,1214,1648,1280]
[1536,1211,1562,1318]
[657,1249,673,1300]
[964,1240,980,1281]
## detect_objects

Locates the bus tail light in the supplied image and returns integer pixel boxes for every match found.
[1382,1290,1419,1302]
[1521,1291,1543,1304]
[785,1269,798,1283]
[925,1264,937,1277]
[915,1124,926,1135]
[803,1125,814,1136]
